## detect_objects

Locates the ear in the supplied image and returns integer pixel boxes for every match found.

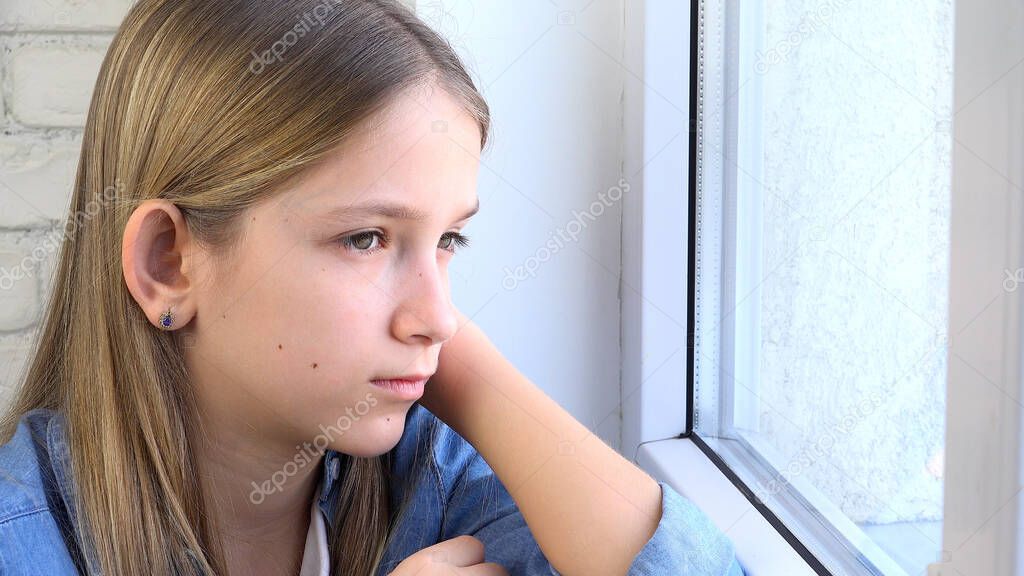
[121,199,199,331]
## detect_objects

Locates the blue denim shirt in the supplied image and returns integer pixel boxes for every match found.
[0,404,745,575]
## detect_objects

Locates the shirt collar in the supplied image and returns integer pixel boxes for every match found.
[317,449,345,521]
[300,477,331,576]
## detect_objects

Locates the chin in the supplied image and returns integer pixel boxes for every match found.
[331,415,408,458]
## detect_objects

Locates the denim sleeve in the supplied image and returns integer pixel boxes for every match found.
[438,445,559,575]
[436,423,745,575]
[626,481,747,576]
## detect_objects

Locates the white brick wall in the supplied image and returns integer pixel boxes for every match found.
[9,41,107,127]
[0,231,43,330]
[0,0,136,32]
[0,135,80,226]
[0,332,34,409]
[0,5,128,399]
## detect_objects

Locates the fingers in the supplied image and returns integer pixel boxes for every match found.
[423,534,485,568]
[458,562,509,576]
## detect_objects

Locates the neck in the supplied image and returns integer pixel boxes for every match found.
[195,422,323,576]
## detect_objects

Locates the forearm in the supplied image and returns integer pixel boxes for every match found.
[425,321,662,576]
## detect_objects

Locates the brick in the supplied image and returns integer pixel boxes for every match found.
[0,384,11,413]
[0,0,134,32]
[9,44,107,127]
[0,235,41,331]
[35,225,61,307]
[0,334,33,400]
[0,136,78,227]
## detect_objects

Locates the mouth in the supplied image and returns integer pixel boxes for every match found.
[369,377,428,400]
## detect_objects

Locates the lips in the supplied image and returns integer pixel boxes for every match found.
[369,376,429,400]
[372,372,434,382]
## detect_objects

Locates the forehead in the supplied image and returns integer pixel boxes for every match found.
[281,83,482,220]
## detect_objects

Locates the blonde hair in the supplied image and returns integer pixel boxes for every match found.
[0,1,489,574]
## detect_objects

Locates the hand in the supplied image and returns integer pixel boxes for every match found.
[387,535,508,576]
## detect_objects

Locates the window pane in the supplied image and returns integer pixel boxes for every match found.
[692,2,952,574]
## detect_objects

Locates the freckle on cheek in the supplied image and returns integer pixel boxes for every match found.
[277,344,283,350]
[312,363,318,369]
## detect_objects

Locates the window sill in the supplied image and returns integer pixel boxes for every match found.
[635,436,818,576]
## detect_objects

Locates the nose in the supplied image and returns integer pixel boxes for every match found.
[390,259,459,346]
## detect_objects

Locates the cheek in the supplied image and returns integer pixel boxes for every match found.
[199,253,387,405]
[300,266,387,345]
[258,262,394,395]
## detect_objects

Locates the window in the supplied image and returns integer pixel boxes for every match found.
[689,2,952,574]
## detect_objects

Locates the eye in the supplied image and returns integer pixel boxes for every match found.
[439,231,471,254]
[335,230,470,256]
[338,230,388,255]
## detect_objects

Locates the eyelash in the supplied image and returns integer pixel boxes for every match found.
[337,230,471,256]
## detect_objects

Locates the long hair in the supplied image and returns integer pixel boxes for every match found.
[0,1,489,574]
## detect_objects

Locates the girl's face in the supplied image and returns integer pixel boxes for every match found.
[185,83,481,459]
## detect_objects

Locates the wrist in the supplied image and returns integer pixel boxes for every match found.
[421,318,512,439]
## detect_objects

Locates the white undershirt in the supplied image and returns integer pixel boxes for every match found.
[298,483,330,576]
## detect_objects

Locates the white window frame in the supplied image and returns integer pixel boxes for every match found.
[929,1,1024,574]
[621,1,1024,575]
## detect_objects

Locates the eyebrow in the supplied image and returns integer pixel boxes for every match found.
[321,197,480,224]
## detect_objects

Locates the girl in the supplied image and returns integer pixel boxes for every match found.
[0,1,745,575]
